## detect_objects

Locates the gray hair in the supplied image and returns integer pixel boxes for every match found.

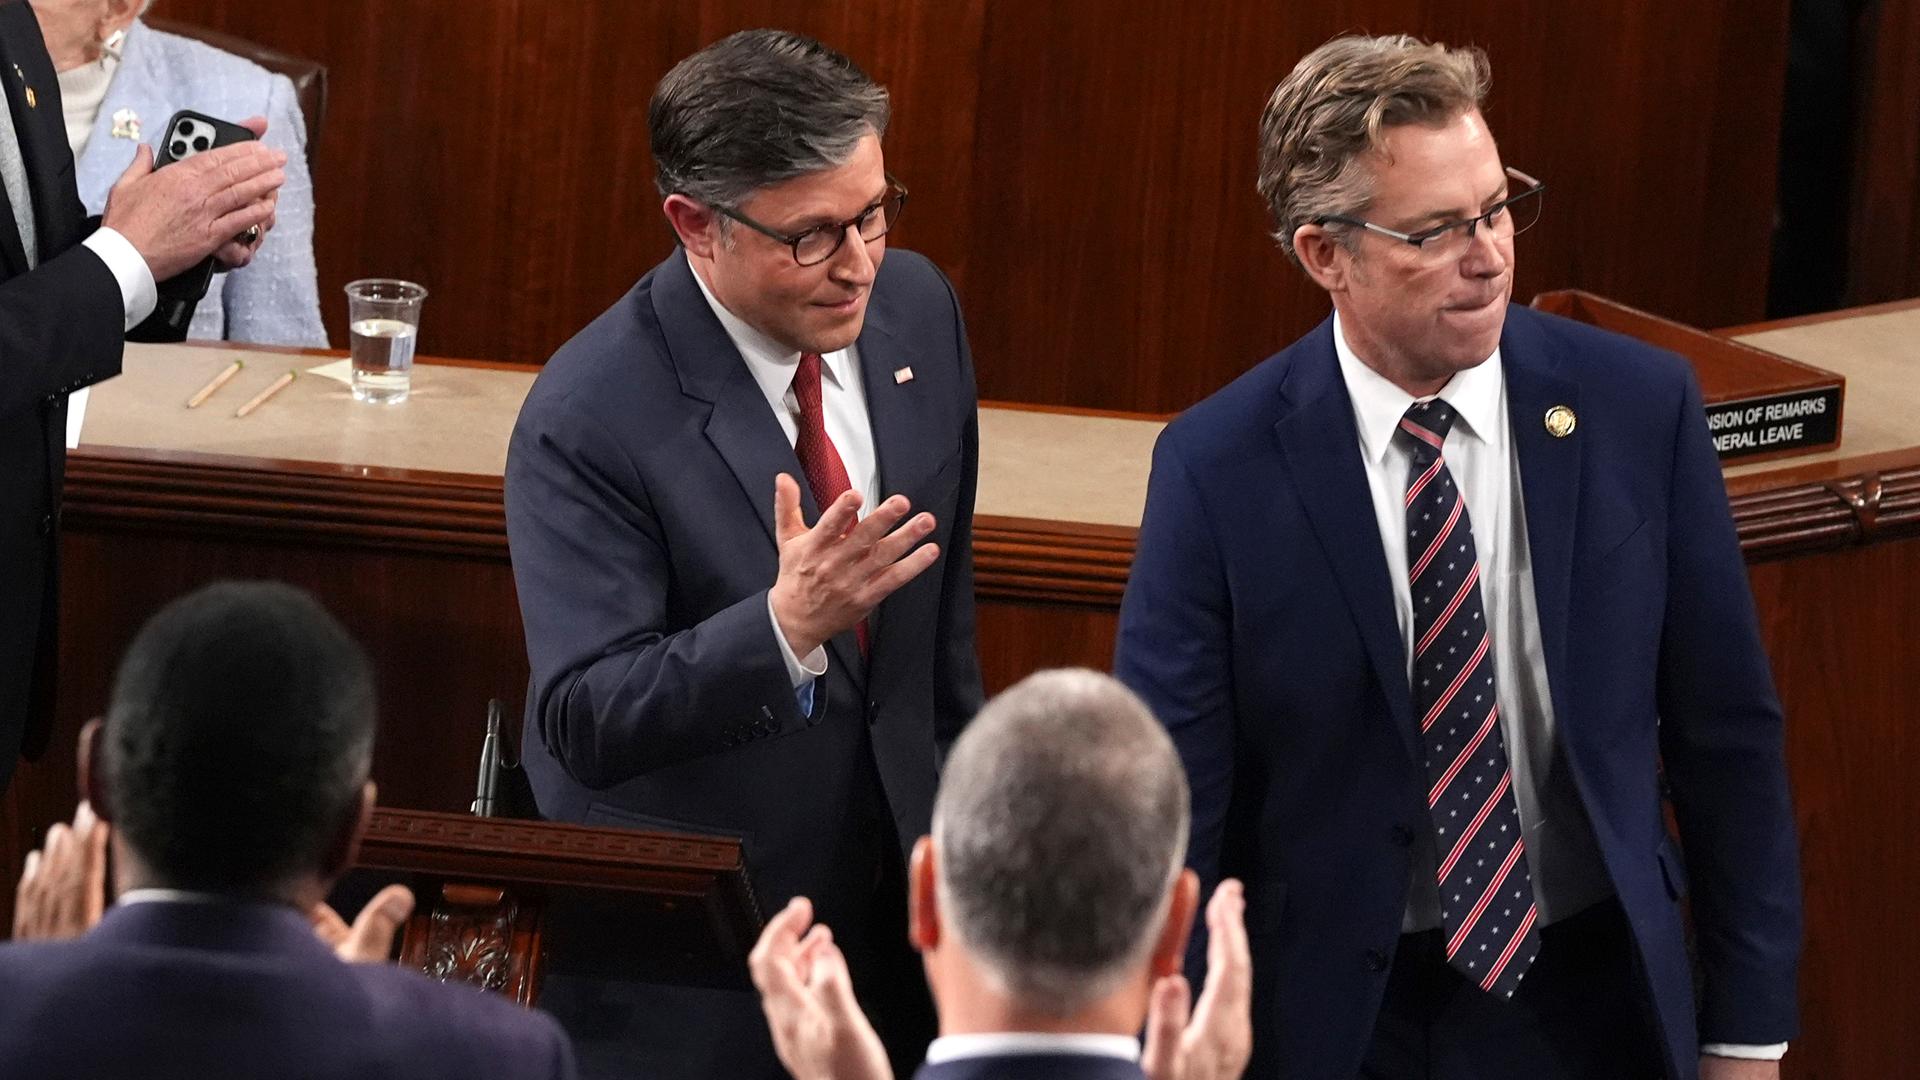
[649,29,891,207]
[1257,34,1490,265]
[933,669,1190,1014]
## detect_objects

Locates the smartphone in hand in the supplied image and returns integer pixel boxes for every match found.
[151,110,260,326]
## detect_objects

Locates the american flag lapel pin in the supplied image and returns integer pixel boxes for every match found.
[893,366,914,385]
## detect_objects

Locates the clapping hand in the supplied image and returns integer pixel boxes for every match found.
[750,896,893,1080]
[102,115,282,281]
[1141,879,1253,1080]
[11,802,110,941]
[310,884,416,964]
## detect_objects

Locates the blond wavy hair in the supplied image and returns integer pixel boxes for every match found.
[1258,34,1490,265]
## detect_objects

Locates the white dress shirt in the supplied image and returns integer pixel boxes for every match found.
[692,267,879,692]
[924,1032,1140,1065]
[1332,313,1784,1061]
[1332,312,1612,934]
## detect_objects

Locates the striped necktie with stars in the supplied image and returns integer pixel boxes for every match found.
[1399,398,1540,998]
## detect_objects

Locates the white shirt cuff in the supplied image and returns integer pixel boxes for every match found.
[82,226,158,331]
[766,593,827,689]
[1701,1043,1788,1061]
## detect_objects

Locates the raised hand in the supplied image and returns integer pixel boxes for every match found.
[12,802,110,942]
[768,473,939,658]
[102,115,284,281]
[309,884,416,963]
[749,896,893,1080]
[1142,879,1253,1080]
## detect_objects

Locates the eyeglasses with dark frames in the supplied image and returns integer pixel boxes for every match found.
[714,177,909,267]
[1314,167,1546,263]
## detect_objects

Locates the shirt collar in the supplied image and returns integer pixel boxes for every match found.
[690,261,854,402]
[118,888,264,907]
[1331,309,1505,465]
[924,1033,1142,1065]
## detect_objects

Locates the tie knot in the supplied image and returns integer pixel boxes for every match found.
[793,352,825,404]
[1397,399,1458,459]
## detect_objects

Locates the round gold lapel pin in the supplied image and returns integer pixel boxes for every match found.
[1544,405,1577,438]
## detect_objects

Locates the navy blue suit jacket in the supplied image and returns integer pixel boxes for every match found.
[505,246,983,1072]
[916,1053,1147,1080]
[1115,306,1800,1080]
[0,900,575,1079]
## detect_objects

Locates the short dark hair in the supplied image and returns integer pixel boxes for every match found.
[650,28,891,206]
[104,581,376,895]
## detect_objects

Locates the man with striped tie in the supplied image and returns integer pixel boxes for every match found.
[1115,34,1800,1080]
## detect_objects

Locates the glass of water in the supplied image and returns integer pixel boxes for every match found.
[344,279,428,404]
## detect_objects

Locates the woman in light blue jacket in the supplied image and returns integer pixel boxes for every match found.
[42,0,326,346]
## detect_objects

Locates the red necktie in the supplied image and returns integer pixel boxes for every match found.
[792,353,868,656]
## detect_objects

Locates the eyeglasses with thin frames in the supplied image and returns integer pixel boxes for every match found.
[713,177,909,267]
[1314,167,1546,264]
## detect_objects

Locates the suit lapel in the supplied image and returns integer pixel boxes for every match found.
[0,6,33,275]
[0,0,85,265]
[849,305,941,685]
[656,250,809,551]
[1500,310,1582,729]
[1270,321,1419,761]
[656,249,868,693]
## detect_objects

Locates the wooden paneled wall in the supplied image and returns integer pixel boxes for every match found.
[156,0,1791,414]
[1849,0,1920,305]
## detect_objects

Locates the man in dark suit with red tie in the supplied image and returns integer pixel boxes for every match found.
[505,28,984,1080]
[0,0,283,797]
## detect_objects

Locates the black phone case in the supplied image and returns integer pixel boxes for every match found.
[154,109,257,167]
[150,111,260,329]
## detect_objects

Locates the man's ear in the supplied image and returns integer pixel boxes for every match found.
[908,835,940,953]
[319,781,377,883]
[77,718,111,823]
[663,195,722,259]
[1293,223,1353,294]
[1149,868,1203,979]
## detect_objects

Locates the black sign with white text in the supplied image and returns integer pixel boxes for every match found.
[1705,386,1842,460]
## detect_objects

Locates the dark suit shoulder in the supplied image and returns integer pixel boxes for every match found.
[350,962,574,1075]
[868,246,967,345]
[1156,335,1304,471]
[0,937,572,1079]
[1508,304,1696,395]
[520,271,675,421]
[873,246,951,295]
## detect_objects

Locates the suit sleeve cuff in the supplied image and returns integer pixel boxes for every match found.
[766,593,828,689]
[1700,1043,1788,1061]
[81,227,158,331]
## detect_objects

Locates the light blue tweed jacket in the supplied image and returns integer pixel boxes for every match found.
[74,19,326,346]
